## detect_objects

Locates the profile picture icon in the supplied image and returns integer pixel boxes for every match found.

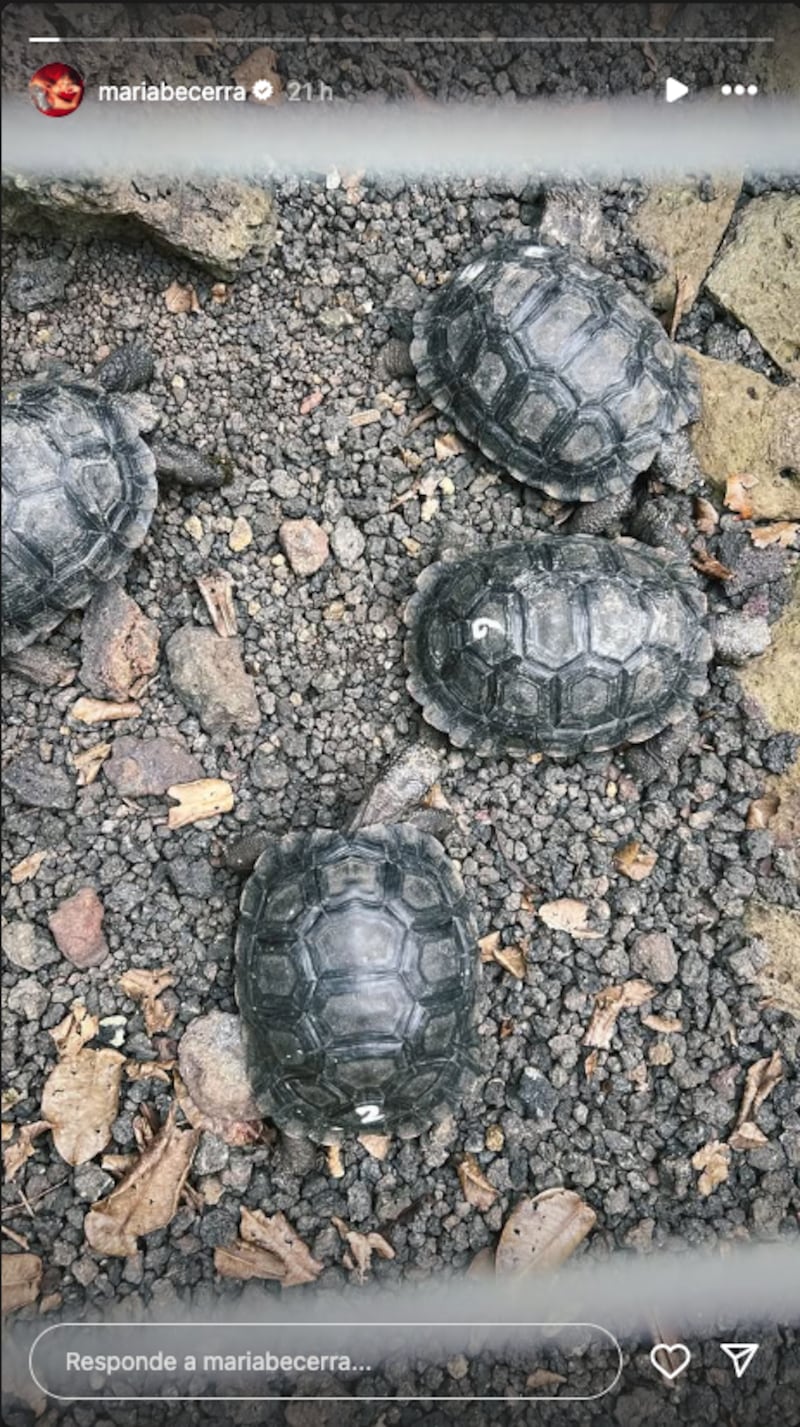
[29,62,84,117]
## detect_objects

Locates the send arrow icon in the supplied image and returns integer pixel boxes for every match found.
[720,1344,759,1378]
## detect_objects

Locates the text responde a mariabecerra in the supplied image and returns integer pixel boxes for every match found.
[65,1351,362,1374]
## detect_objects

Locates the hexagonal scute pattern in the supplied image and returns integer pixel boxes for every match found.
[405,535,712,757]
[236,825,478,1140]
[410,242,700,501]
[1,378,157,652]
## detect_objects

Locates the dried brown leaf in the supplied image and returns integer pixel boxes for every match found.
[3,1122,50,1183]
[457,1154,498,1212]
[166,778,234,829]
[195,571,237,638]
[163,280,201,314]
[466,1246,496,1278]
[434,432,465,460]
[642,1014,682,1034]
[357,1134,392,1160]
[210,282,229,303]
[227,1208,323,1288]
[691,549,733,581]
[300,389,323,415]
[693,496,720,535]
[349,408,381,428]
[746,793,781,830]
[735,1051,783,1129]
[496,1189,597,1276]
[539,898,605,940]
[1,1252,42,1316]
[749,522,799,548]
[72,742,112,786]
[84,1105,199,1256]
[692,1139,731,1196]
[50,1002,99,1058]
[9,850,47,885]
[613,841,658,882]
[669,270,694,339]
[125,1061,174,1083]
[478,932,502,962]
[41,1047,124,1166]
[584,1049,600,1079]
[728,1120,769,1152]
[119,968,177,1036]
[70,697,141,725]
[332,1216,395,1284]
[724,473,758,519]
[214,1239,285,1281]
[583,980,655,1049]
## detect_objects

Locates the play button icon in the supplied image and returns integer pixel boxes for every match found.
[665,77,690,103]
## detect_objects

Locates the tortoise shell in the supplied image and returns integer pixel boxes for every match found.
[1,377,157,652]
[410,243,699,503]
[404,535,711,757]
[235,824,479,1141]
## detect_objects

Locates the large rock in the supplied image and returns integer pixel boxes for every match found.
[178,1012,260,1123]
[49,888,109,969]
[103,735,203,797]
[705,194,800,379]
[166,626,260,737]
[684,350,800,520]
[740,572,800,733]
[2,753,75,810]
[80,582,159,701]
[1,175,277,280]
[631,177,741,317]
[3,920,60,972]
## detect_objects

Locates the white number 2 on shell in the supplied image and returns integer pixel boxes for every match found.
[472,617,504,641]
[354,1103,384,1123]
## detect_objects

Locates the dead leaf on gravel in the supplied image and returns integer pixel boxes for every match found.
[583,980,655,1049]
[41,1043,124,1166]
[358,1133,392,1160]
[746,793,781,829]
[479,932,502,962]
[72,742,112,787]
[457,1154,498,1211]
[613,841,658,882]
[300,389,323,416]
[119,969,177,1036]
[691,549,733,581]
[496,1189,597,1276]
[84,1104,199,1256]
[167,778,234,829]
[669,270,694,339]
[526,1369,567,1391]
[9,849,48,884]
[467,1246,496,1278]
[125,1062,174,1083]
[728,1121,769,1152]
[434,433,465,461]
[692,1139,731,1196]
[1,1252,42,1316]
[734,1051,783,1129]
[3,1122,50,1183]
[584,1049,600,1079]
[349,408,381,428]
[70,697,141,724]
[163,280,201,314]
[693,497,719,535]
[196,571,237,637]
[216,1208,322,1288]
[538,899,605,940]
[749,521,799,548]
[724,473,758,519]
[332,1217,395,1284]
[422,783,451,811]
[50,1002,98,1058]
[495,944,528,979]
[642,1014,682,1034]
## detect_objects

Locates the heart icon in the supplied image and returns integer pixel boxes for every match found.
[650,1343,692,1381]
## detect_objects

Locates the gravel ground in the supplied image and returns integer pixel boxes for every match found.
[2,45,799,1427]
